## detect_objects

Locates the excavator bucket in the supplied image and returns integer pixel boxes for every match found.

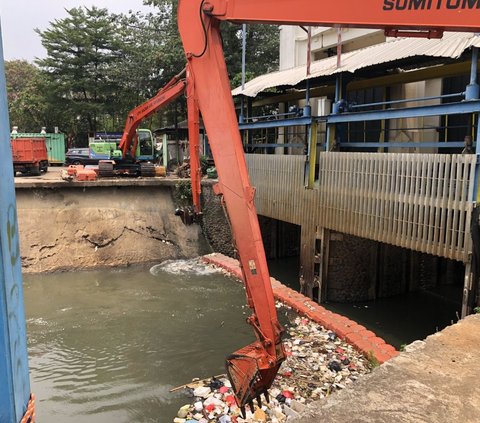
[225,342,282,410]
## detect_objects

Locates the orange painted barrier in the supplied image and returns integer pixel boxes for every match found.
[20,393,35,423]
[75,169,97,181]
[202,253,399,364]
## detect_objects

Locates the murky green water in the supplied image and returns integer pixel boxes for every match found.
[268,256,463,349]
[24,260,256,422]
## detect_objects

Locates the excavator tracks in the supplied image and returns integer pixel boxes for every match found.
[140,162,156,177]
[98,161,114,178]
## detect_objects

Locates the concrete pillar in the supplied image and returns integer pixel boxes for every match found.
[0,27,32,422]
[462,261,473,318]
[317,227,330,303]
[299,225,316,298]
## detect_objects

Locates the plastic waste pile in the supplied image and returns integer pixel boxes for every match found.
[173,305,372,422]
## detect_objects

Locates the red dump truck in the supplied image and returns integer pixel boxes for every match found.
[11,137,49,176]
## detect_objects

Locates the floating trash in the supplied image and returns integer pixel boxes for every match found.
[172,305,372,422]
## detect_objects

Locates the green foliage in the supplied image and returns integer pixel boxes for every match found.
[36,7,125,135]
[143,0,279,84]
[5,60,42,131]
[200,155,209,175]
[366,351,380,368]
[474,307,480,314]
[175,180,193,206]
[8,2,279,142]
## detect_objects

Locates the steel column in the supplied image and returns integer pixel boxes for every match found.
[0,26,31,422]
[474,114,480,203]
[306,121,317,188]
[466,47,479,100]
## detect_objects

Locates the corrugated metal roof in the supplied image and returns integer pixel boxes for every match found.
[232,32,480,98]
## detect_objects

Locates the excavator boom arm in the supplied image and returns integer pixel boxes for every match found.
[203,0,480,32]
[177,0,480,409]
[119,69,186,159]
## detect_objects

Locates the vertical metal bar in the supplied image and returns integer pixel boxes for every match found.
[305,80,311,108]
[162,134,168,168]
[0,26,31,422]
[462,261,473,318]
[473,115,480,202]
[239,24,247,124]
[241,24,247,91]
[335,74,342,104]
[307,121,317,188]
[466,47,479,101]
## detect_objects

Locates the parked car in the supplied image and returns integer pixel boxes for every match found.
[64,148,98,166]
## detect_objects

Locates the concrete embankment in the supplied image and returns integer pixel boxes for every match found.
[294,313,480,423]
[15,177,211,273]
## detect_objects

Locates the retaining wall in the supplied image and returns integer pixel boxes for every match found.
[15,183,210,273]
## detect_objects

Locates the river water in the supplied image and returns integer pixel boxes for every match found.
[24,256,462,421]
[24,260,256,422]
[268,256,463,349]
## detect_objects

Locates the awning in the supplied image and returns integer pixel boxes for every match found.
[232,32,480,98]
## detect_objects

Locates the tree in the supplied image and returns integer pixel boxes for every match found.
[36,7,125,136]
[143,0,279,85]
[142,0,279,127]
[5,60,64,132]
[5,60,39,131]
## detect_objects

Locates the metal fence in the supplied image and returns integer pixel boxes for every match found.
[246,153,476,262]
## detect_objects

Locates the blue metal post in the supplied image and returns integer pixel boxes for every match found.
[303,79,311,117]
[466,47,479,101]
[0,24,31,422]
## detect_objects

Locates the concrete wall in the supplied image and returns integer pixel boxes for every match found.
[279,26,385,70]
[200,186,234,257]
[15,185,210,273]
[325,232,465,303]
[327,232,378,302]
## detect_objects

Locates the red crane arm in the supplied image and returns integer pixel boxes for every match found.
[177,0,480,410]
[119,69,186,159]
[200,0,480,33]
[186,65,202,214]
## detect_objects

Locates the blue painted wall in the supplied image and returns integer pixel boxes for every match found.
[0,22,31,422]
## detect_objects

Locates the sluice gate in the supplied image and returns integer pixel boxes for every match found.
[246,153,477,312]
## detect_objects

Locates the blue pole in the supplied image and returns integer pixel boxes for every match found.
[466,47,479,100]
[0,23,31,422]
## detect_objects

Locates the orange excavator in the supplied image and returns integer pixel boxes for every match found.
[118,68,187,162]
[107,67,202,212]
[176,0,480,413]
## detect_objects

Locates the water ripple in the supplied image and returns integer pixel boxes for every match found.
[150,258,220,276]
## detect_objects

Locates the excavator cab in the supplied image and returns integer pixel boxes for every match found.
[136,129,156,161]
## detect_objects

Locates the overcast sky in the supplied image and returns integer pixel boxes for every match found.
[0,0,154,62]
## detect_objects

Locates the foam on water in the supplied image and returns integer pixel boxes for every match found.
[149,258,220,277]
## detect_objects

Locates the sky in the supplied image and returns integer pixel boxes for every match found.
[0,0,154,62]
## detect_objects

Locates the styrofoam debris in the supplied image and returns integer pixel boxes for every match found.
[173,304,372,422]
